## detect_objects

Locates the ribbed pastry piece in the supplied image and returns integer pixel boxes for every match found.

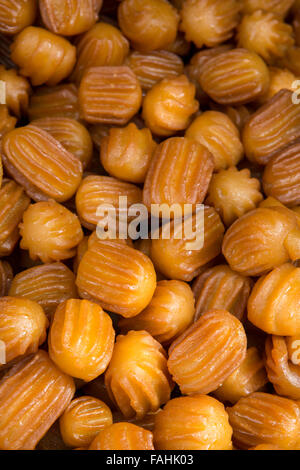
[49,299,115,382]
[180,0,240,48]
[258,67,296,105]
[0,105,16,139]
[0,65,31,117]
[89,422,154,450]
[0,179,30,257]
[142,74,198,136]
[243,90,300,165]
[28,84,79,121]
[192,265,252,322]
[74,232,133,274]
[168,309,247,395]
[9,262,77,318]
[126,50,183,91]
[79,66,142,125]
[186,44,233,76]
[150,206,225,281]
[265,335,300,400]
[0,350,75,450]
[59,396,112,448]
[222,207,300,276]
[0,260,12,296]
[199,48,270,105]
[76,239,156,317]
[143,137,214,212]
[227,392,300,450]
[0,296,48,363]
[237,10,294,65]
[0,0,37,34]
[263,141,300,207]
[39,0,102,36]
[105,330,172,419]
[100,122,157,184]
[2,125,82,202]
[71,22,129,84]
[248,263,300,336]
[118,0,179,52]
[206,167,263,225]
[11,26,76,86]
[19,200,83,263]
[214,347,268,404]
[154,395,233,450]
[119,280,195,344]
[76,175,142,230]
[186,111,243,171]
[32,117,93,169]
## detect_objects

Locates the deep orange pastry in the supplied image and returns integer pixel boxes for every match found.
[39,0,102,36]
[100,123,156,184]
[168,309,247,395]
[59,396,112,448]
[248,263,300,336]
[154,395,233,450]
[257,66,296,105]
[192,265,252,322]
[32,117,93,170]
[228,392,300,450]
[265,335,300,400]
[0,350,75,450]
[222,207,300,276]
[2,125,83,202]
[186,111,243,171]
[49,299,115,381]
[143,137,214,212]
[142,75,199,136]
[75,175,142,230]
[89,422,154,450]
[28,84,79,121]
[79,66,142,125]
[105,330,172,418]
[76,239,156,317]
[0,296,48,363]
[263,141,300,207]
[9,262,77,318]
[119,280,195,344]
[71,22,129,84]
[126,50,183,91]
[19,200,83,263]
[237,10,294,64]
[11,26,76,86]
[243,90,300,165]
[199,49,270,105]
[118,0,179,52]
[206,167,263,225]
[0,65,31,117]
[151,206,225,281]
[0,179,30,256]
[0,0,37,35]
[214,347,268,404]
